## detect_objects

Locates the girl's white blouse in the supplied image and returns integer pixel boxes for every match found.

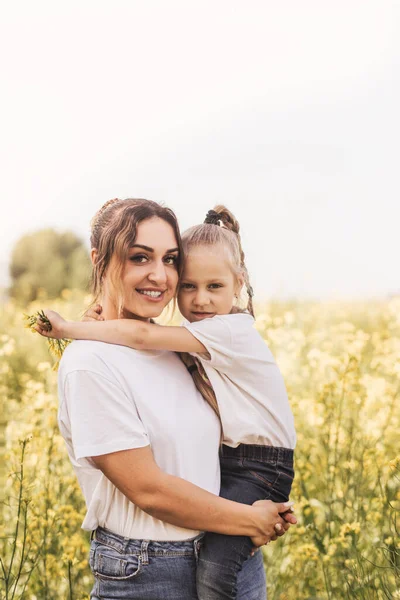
[184,313,296,450]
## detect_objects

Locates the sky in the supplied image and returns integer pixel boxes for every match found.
[1,1,399,300]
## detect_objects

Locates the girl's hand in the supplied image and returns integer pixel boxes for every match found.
[82,304,104,322]
[280,506,297,525]
[35,310,68,340]
[250,500,295,548]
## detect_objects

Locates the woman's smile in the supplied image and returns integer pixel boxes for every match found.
[136,287,168,302]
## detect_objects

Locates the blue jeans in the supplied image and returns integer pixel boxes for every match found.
[197,444,294,600]
[236,548,266,600]
[89,526,203,599]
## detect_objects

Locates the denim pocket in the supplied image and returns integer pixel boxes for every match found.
[242,459,294,502]
[243,459,280,490]
[90,542,142,581]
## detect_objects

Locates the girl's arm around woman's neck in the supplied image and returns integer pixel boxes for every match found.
[62,319,207,353]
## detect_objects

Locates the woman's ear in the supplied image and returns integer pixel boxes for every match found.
[90,248,98,266]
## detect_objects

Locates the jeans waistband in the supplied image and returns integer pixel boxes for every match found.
[92,526,204,557]
[220,444,294,464]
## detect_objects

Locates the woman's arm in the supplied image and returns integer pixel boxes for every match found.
[92,445,295,546]
[36,310,206,353]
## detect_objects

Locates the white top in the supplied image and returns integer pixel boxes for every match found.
[57,340,221,541]
[184,313,296,449]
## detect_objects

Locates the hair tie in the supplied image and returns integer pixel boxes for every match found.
[204,210,221,226]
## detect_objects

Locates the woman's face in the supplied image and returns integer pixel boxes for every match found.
[104,217,180,320]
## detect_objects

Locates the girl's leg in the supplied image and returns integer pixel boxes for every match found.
[197,541,266,600]
[196,445,293,600]
[197,530,255,600]
[236,549,266,600]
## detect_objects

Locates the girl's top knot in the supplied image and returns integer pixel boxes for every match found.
[204,210,222,226]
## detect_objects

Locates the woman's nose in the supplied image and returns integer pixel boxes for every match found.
[148,261,168,285]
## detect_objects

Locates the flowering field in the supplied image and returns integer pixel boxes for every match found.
[1,291,399,599]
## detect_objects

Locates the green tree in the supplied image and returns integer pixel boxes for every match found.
[9,229,91,303]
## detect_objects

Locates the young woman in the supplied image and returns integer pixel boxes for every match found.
[36,198,295,600]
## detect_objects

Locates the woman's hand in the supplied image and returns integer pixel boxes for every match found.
[35,310,68,339]
[250,500,296,548]
[82,304,104,322]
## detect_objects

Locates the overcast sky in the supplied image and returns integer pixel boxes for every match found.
[1,1,399,300]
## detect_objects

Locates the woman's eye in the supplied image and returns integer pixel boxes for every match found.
[209,283,222,289]
[129,254,148,263]
[164,255,178,265]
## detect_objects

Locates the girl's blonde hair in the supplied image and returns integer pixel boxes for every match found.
[180,205,255,423]
[90,198,183,316]
[181,204,254,316]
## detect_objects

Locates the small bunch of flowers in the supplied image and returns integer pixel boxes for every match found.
[24,310,71,368]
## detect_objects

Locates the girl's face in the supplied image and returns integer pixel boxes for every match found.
[103,217,180,320]
[178,244,243,323]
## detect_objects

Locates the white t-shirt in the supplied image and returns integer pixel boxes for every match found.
[57,340,221,541]
[184,313,296,449]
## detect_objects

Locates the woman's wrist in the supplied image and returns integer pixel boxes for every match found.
[246,505,266,537]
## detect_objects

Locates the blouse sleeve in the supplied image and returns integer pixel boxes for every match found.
[183,316,235,370]
[61,369,149,462]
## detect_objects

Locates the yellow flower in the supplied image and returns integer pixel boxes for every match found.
[340,522,361,537]
[384,537,394,545]
[389,456,400,469]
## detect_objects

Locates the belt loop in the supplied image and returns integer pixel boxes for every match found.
[194,534,203,561]
[90,529,96,541]
[141,540,149,565]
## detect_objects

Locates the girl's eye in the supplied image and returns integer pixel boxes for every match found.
[209,283,223,289]
[129,254,148,263]
[164,255,178,265]
[180,283,195,290]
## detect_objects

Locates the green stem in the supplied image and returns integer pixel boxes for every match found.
[322,561,332,599]
[10,500,29,600]
[68,561,73,600]
[8,441,26,591]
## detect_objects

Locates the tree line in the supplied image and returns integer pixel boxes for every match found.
[9,229,91,304]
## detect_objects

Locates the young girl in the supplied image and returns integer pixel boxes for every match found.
[38,205,296,600]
